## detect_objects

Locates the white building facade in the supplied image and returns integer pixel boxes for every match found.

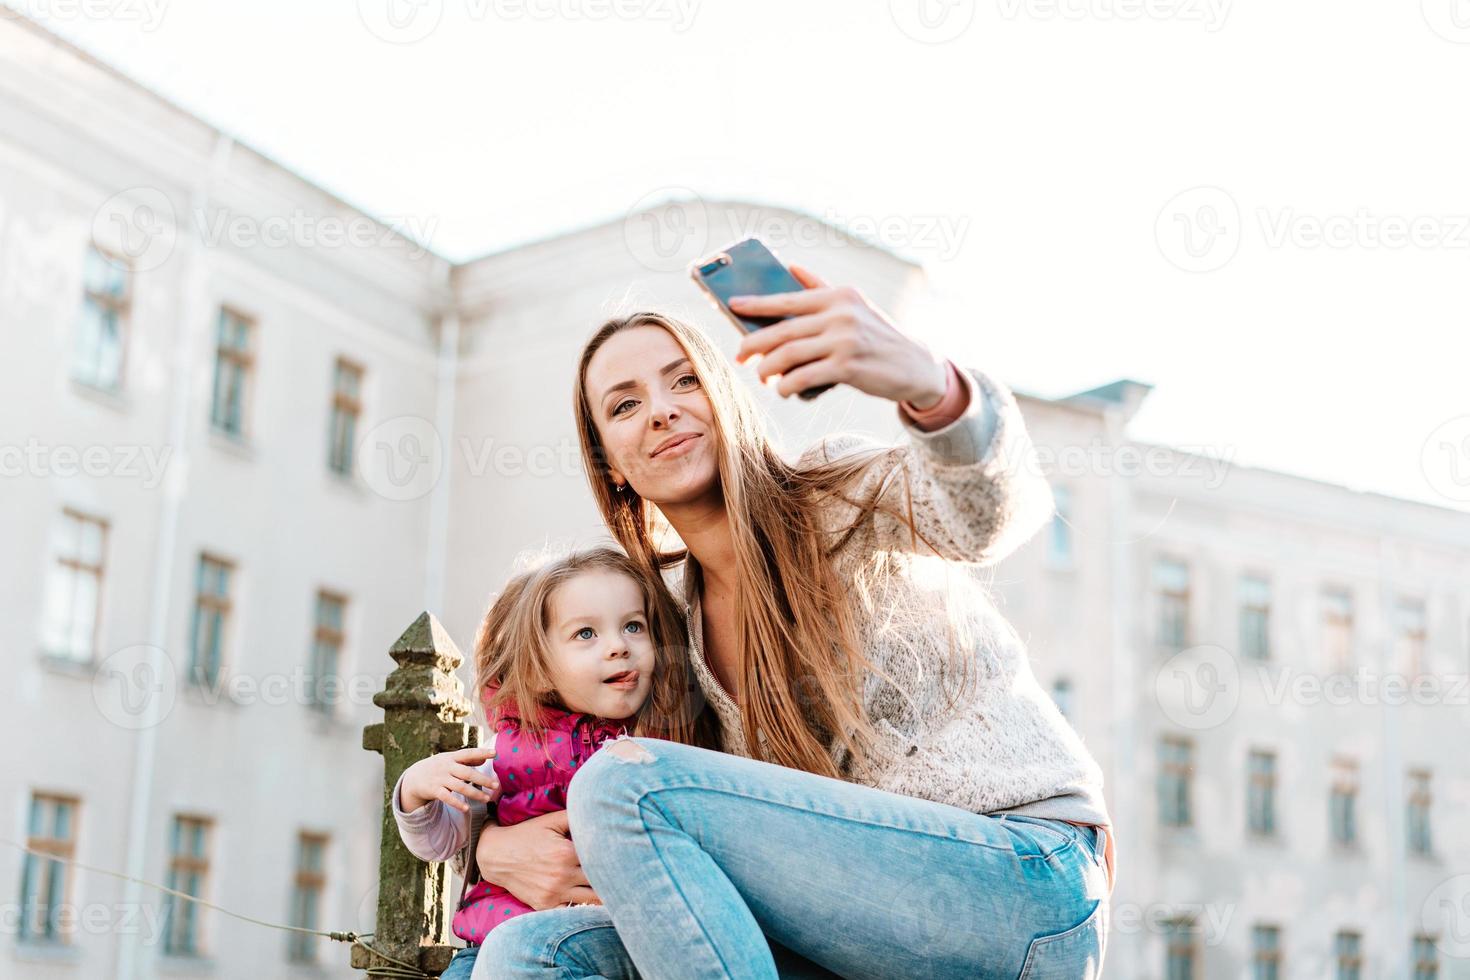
[2,14,1467,980]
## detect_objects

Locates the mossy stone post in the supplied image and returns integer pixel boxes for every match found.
[352,612,481,977]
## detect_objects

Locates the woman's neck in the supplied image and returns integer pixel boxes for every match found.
[661,492,737,599]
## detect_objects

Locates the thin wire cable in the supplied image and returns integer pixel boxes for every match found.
[2,837,435,978]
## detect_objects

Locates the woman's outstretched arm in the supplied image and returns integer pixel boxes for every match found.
[732,270,1053,564]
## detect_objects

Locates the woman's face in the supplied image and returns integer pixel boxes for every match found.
[583,324,719,507]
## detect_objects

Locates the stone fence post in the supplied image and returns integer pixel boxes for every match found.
[351,612,481,978]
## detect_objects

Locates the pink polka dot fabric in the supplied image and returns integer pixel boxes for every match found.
[451,690,630,945]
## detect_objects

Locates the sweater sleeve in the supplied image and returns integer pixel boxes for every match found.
[801,366,1054,566]
[390,768,476,866]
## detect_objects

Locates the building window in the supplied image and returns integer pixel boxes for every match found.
[189,554,233,688]
[74,245,129,390]
[164,816,212,957]
[1335,931,1363,980]
[1252,924,1282,980]
[1408,769,1433,856]
[1323,588,1354,674]
[17,794,78,944]
[1238,574,1271,661]
[1050,677,1073,720]
[40,509,108,662]
[308,591,347,713]
[209,307,254,438]
[327,358,363,476]
[1155,557,1190,649]
[1414,934,1439,980]
[1165,917,1198,980]
[1247,749,1277,837]
[1395,599,1427,678]
[1047,486,1073,568]
[287,833,328,963]
[1330,757,1358,848]
[1158,736,1193,828]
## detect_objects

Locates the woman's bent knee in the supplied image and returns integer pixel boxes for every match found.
[569,738,658,817]
[475,917,542,978]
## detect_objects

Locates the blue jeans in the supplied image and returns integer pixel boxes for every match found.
[441,943,479,980]
[477,737,1109,979]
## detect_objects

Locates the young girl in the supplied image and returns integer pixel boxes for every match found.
[391,547,705,980]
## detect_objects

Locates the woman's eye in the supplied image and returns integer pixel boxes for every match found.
[612,399,636,416]
[624,621,645,634]
[574,627,595,640]
[675,374,699,389]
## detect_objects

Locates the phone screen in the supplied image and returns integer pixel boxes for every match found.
[692,239,806,333]
[691,238,835,400]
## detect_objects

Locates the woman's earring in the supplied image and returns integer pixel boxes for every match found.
[614,482,626,493]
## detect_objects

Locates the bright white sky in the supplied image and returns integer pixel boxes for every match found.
[12,0,1467,513]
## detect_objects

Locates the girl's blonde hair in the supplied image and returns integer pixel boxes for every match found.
[575,312,943,780]
[472,547,706,746]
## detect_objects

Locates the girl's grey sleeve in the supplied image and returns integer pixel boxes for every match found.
[390,769,472,864]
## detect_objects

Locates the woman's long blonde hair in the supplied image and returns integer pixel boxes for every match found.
[575,312,927,779]
[472,547,704,747]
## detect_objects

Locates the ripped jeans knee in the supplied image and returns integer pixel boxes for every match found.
[565,737,669,848]
[603,735,656,764]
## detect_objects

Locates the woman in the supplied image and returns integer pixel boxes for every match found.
[475,266,1114,979]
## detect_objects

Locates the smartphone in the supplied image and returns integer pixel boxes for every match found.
[690,238,834,401]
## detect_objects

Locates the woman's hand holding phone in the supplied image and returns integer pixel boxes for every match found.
[731,266,950,408]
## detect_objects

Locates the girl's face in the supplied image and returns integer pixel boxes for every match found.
[543,569,657,721]
[584,324,719,506]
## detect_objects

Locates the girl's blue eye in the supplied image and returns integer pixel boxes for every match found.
[612,399,636,416]
[574,627,595,640]
[624,621,644,634]
[675,374,698,389]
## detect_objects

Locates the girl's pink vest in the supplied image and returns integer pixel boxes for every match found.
[452,690,629,944]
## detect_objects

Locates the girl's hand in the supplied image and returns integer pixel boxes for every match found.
[729,266,949,408]
[476,810,602,910]
[400,746,500,814]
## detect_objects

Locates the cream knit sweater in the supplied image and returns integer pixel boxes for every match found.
[674,366,1109,826]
